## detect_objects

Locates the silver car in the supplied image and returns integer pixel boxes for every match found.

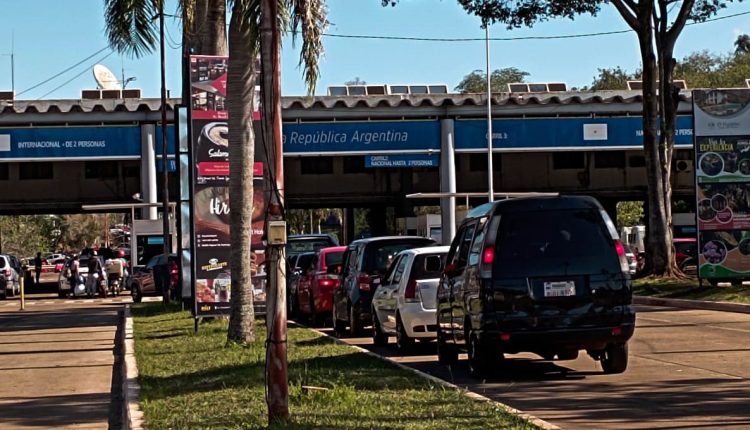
[0,254,22,299]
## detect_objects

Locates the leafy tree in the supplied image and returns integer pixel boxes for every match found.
[616,201,644,227]
[589,66,639,91]
[454,67,530,93]
[345,77,367,85]
[447,0,741,277]
[735,34,750,55]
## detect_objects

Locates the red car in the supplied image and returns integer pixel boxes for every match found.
[295,246,347,325]
[674,237,697,270]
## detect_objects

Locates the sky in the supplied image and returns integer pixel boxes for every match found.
[0,0,749,100]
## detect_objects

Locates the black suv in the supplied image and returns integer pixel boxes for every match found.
[437,196,635,377]
[333,236,436,336]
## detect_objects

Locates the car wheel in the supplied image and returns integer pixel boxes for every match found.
[349,304,361,337]
[436,326,458,366]
[468,333,495,378]
[372,311,388,347]
[556,350,579,361]
[132,285,142,303]
[332,306,346,337]
[601,342,629,374]
[0,290,6,300]
[308,296,318,327]
[58,290,66,298]
[396,314,414,354]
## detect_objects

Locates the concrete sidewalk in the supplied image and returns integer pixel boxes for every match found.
[0,300,122,429]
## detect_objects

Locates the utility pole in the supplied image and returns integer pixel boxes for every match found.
[485,25,494,203]
[261,0,289,422]
[158,1,171,284]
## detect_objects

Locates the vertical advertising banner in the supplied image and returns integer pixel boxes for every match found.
[693,89,750,280]
[190,55,267,316]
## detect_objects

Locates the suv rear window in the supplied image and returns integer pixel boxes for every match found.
[324,251,344,267]
[364,239,434,275]
[288,239,335,255]
[494,209,619,277]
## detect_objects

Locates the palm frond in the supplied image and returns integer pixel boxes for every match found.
[104,0,159,58]
[289,0,328,95]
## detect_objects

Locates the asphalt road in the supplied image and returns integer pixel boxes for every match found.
[327,305,750,430]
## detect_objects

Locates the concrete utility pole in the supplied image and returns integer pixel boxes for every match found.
[158,2,171,281]
[485,25,494,203]
[261,0,289,423]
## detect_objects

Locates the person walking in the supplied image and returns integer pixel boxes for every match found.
[69,255,80,295]
[86,251,103,297]
[33,252,43,287]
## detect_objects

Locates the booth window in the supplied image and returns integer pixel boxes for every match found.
[85,161,119,179]
[594,151,626,169]
[0,164,8,180]
[301,156,334,175]
[552,152,585,170]
[19,162,53,180]
[343,156,365,173]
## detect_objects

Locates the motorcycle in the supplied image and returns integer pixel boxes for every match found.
[108,273,122,296]
[105,258,126,297]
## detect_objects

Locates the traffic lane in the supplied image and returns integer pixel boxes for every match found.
[0,301,122,429]
[332,305,750,430]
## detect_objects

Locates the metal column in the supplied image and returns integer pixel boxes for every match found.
[440,119,456,245]
[140,124,158,220]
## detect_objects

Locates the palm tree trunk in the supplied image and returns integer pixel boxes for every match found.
[226,3,257,344]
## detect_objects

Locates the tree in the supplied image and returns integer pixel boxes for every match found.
[589,66,638,91]
[454,67,530,93]
[446,0,741,277]
[735,34,750,55]
[616,201,644,227]
[345,77,367,85]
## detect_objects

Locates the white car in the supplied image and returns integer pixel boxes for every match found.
[57,256,91,298]
[0,254,22,299]
[371,246,449,352]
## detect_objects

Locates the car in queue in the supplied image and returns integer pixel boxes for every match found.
[437,196,635,377]
[58,255,91,298]
[287,251,317,317]
[371,246,449,352]
[129,253,178,303]
[0,254,22,299]
[332,236,437,336]
[295,245,347,326]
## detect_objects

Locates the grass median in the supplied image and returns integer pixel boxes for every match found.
[634,277,750,304]
[132,303,539,430]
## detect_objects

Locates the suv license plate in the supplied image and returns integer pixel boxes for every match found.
[543,281,576,297]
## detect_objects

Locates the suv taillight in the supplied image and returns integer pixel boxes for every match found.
[357,274,371,291]
[3,269,10,278]
[614,240,630,274]
[319,278,336,288]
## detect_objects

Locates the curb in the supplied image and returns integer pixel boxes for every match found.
[306,326,561,430]
[634,295,750,314]
[122,305,144,430]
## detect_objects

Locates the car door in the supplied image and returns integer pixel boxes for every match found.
[374,254,407,333]
[448,221,477,346]
[334,245,358,322]
[142,255,160,294]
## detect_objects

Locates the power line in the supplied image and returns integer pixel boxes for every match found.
[37,50,115,100]
[317,9,750,43]
[17,47,110,97]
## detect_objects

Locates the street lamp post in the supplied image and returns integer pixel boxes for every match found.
[158,3,171,269]
[485,25,494,203]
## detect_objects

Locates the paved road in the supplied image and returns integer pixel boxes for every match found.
[0,289,134,429]
[328,305,750,430]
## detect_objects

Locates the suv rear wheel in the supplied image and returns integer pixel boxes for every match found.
[396,314,414,354]
[372,311,388,347]
[132,285,142,303]
[468,333,497,378]
[436,326,457,365]
[601,342,629,374]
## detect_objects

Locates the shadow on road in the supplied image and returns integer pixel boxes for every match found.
[0,393,111,428]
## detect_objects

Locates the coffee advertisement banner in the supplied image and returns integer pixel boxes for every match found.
[694,89,750,279]
[190,55,267,316]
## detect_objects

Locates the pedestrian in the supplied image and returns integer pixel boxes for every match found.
[86,251,103,297]
[33,252,43,287]
[69,255,80,293]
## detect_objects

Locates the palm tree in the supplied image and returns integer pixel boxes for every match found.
[735,34,750,55]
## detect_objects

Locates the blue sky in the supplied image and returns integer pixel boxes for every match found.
[0,0,749,99]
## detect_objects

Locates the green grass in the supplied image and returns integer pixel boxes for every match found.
[132,303,539,430]
[633,277,750,304]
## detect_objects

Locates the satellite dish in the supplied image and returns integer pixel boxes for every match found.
[93,64,121,90]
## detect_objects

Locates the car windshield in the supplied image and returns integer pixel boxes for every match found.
[494,209,619,277]
[288,238,335,255]
[324,251,344,268]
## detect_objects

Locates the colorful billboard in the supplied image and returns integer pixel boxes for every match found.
[694,89,750,279]
[190,55,266,316]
